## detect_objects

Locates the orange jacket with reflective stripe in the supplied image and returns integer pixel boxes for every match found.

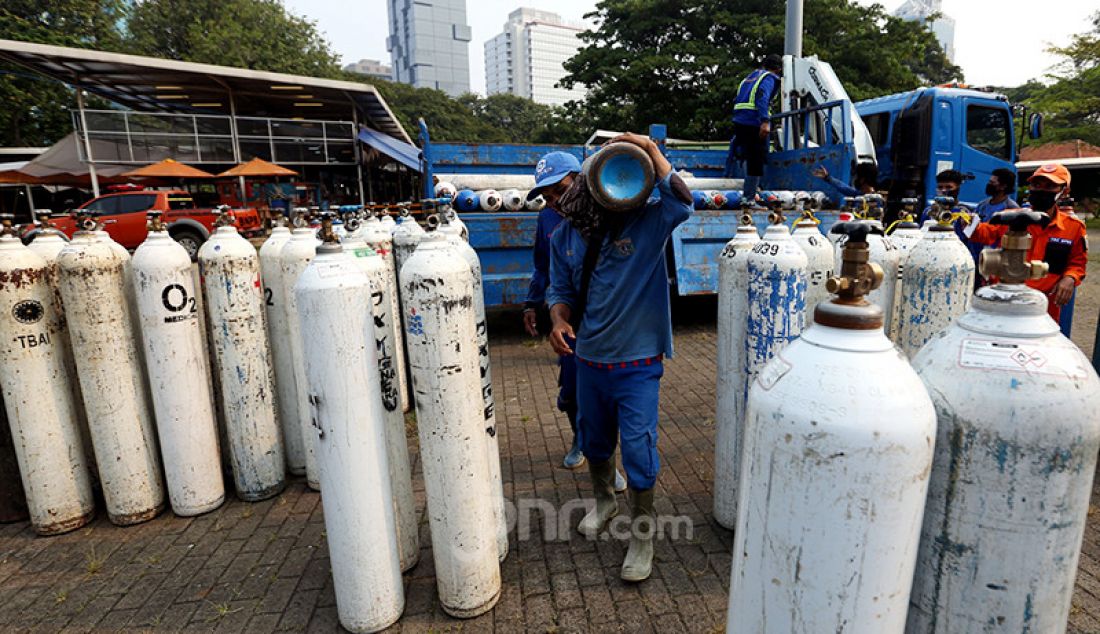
[968,209,1088,294]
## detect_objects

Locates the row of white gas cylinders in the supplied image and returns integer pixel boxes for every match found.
[714,216,1100,632]
[285,213,509,631]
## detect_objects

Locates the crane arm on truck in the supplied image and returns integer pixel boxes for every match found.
[780,54,877,166]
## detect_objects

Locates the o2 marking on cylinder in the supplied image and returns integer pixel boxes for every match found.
[161,283,197,323]
[12,300,44,325]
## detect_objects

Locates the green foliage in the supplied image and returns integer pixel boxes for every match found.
[127,0,340,78]
[1021,12,1100,147]
[0,0,128,145]
[367,78,507,143]
[457,93,586,144]
[561,0,961,140]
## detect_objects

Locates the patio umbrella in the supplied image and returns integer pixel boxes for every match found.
[217,157,298,178]
[122,158,215,179]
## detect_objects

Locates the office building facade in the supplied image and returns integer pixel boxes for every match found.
[386,0,471,96]
[485,8,586,107]
[894,0,956,62]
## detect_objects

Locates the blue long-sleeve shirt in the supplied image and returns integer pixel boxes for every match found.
[546,173,693,363]
[732,69,780,127]
[822,174,859,198]
[525,208,566,308]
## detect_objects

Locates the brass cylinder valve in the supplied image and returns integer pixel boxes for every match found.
[291,207,310,229]
[978,210,1050,284]
[214,205,236,228]
[147,211,166,232]
[0,213,15,237]
[817,222,885,329]
[318,211,338,244]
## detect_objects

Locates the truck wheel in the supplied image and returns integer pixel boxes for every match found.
[171,229,205,261]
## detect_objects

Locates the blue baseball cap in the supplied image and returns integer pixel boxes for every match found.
[528,151,581,201]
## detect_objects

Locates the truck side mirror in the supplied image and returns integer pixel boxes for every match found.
[1029,113,1043,140]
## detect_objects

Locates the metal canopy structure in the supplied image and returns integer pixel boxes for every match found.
[0,38,410,144]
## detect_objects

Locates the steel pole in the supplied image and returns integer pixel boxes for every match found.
[785,0,804,58]
[75,90,100,198]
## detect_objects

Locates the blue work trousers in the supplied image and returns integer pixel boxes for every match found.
[576,356,664,491]
[558,336,578,434]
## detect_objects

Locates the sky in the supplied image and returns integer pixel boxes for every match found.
[284,0,1098,94]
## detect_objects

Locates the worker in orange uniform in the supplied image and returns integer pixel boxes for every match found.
[964,162,1087,322]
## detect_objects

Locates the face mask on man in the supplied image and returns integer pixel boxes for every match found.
[1027,189,1059,211]
[985,183,1000,197]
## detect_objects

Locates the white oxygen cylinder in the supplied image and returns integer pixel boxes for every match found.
[728,225,936,633]
[260,224,305,476]
[791,216,834,325]
[296,242,405,634]
[501,189,525,211]
[132,224,225,516]
[400,232,501,618]
[896,224,975,358]
[199,224,286,502]
[26,228,96,482]
[478,189,502,212]
[434,181,457,200]
[279,227,321,490]
[906,212,1100,633]
[364,217,410,414]
[392,212,425,276]
[443,223,509,562]
[712,220,760,530]
[0,231,95,535]
[745,222,807,386]
[342,227,419,573]
[59,231,165,525]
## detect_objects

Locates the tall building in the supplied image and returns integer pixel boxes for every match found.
[343,58,393,81]
[485,8,587,107]
[386,0,471,96]
[893,0,956,62]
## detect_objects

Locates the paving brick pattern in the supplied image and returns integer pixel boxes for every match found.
[1,300,1099,632]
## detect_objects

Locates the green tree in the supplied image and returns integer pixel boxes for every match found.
[561,0,961,140]
[1023,12,1100,146]
[367,79,508,143]
[457,93,586,144]
[127,0,340,78]
[0,0,128,145]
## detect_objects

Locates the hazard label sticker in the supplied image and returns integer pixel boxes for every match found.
[958,338,1088,379]
[315,262,344,279]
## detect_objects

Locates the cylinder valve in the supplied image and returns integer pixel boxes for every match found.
[146,211,166,232]
[816,222,885,329]
[977,210,1050,283]
[214,205,235,227]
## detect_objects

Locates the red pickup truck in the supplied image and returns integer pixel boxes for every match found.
[23,189,263,258]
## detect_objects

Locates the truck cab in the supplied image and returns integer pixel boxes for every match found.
[855,87,1017,207]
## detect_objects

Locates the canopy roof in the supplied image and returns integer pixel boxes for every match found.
[218,157,298,178]
[0,38,411,144]
[122,159,214,179]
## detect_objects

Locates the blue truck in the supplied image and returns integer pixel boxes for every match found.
[420,85,1034,309]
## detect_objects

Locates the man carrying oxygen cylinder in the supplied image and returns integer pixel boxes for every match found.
[543,133,692,582]
[963,162,1087,322]
[523,151,627,490]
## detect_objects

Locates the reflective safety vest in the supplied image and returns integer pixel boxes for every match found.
[733,69,778,114]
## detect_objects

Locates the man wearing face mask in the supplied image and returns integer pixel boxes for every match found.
[967,168,1020,283]
[918,169,967,224]
[523,151,627,490]
[964,162,1087,321]
[544,133,692,582]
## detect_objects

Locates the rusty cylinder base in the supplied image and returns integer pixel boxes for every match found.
[34,507,95,537]
[108,501,165,527]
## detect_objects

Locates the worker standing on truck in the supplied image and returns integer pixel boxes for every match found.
[523,151,627,489]
[964,163,1087,322]
[545,133,692,582]
[725,54,783,204]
